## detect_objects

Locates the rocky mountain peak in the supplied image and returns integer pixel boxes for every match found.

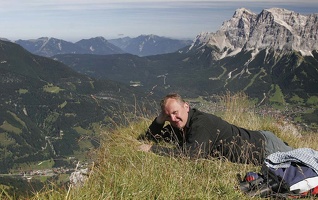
[189,8,318,59]
[80,36,108,43]
[232,7,256,19]
[220,8,256,48]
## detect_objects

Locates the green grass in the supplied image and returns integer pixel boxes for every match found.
[5,92,318,200]
[43,84,64,93]
[269,84,285,105]
[7,111,27,129]
[0,121,22,134]
[73,126,94,135]
[307,96,318,107]
[58,101,67,109]
[18,89,29,94]
[290,94,304,105]
[243,67,265,92]
[0,132,16,146]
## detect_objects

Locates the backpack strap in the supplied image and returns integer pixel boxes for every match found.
[261,163,290,193]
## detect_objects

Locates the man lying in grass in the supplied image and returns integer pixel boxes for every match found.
[139,93,292,165]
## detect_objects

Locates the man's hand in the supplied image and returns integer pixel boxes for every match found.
[155,112,168,124]
[138,144,153,152]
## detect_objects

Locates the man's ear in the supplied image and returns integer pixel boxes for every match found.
[184,102,190,111]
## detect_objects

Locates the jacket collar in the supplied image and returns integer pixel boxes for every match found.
[185,108,195,130]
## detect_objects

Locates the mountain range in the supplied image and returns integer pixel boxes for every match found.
[108,35,192,56]
[55,8,318,100]
[184,8,318,101]
[14,35,192,57]
[53,7,318,127]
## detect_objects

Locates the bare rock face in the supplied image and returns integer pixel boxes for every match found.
[189,8,318,59]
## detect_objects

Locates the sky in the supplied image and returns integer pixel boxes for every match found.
[1,0,318,42]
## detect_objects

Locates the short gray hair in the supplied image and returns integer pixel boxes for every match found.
[160,93,185,110]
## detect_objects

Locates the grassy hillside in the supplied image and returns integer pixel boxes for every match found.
[0,40,151,174]
[5,92,317,199]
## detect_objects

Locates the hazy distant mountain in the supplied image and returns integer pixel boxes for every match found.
[15,37,84,57]
[107,36,132,49]
[109,35,192,56]
[14,35,191,57]
[0,38,10,42]
[75,36,124,55]
[15,37,124,57]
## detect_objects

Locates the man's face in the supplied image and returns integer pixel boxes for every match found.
[163,98,189,129]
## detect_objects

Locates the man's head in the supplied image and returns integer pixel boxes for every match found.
[160,93,189,129]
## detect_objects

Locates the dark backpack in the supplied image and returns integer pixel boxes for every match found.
[238,162,318,198]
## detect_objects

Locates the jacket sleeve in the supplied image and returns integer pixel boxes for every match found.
[145,118,165,142]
